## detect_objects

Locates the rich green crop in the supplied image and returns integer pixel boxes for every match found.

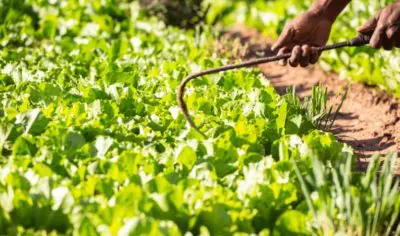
[211,0,400,97]
[0,1,398,235]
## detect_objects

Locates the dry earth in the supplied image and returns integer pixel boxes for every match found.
[217,25,400,172]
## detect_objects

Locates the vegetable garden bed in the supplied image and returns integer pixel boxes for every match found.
[0,1,399,235]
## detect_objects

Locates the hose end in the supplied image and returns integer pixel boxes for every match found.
[349,33,372,47]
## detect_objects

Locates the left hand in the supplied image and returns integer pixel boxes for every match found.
[357,1,400,50]
[271,10,334,67]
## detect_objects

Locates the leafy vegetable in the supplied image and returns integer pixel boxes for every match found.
[0,1,398,235]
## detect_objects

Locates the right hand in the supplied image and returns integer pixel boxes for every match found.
[272,10,334,67]
[357,1,400,50]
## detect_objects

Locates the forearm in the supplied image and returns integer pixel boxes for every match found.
[309,0,351,21]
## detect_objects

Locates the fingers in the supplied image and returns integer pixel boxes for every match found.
[385,4,400,48]
[276,45,320,68]
[369,12,389,48]
[370,26,386,48]
[381,26,396,50]
[357,12,379,33]
[369,7,399,49]
[388,10,400,26]
[286,45,317,67]
[289,46,302,67]
[299,45,311,67]
[277,47,291,66]
[272,25,294,52]
[310,48,320,64]
[386,25,399,40]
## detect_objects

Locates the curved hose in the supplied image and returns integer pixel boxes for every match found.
[177,34,371,137]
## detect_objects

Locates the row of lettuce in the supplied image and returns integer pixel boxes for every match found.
[209,0,400,97]
[0,0,399,235]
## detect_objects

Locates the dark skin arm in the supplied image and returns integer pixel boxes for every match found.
[272,0,400,67]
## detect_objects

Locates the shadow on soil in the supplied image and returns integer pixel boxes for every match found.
[219,26,400,166]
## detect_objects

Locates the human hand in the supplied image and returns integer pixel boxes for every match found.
[271,10,334,67]
[357,1,400,50]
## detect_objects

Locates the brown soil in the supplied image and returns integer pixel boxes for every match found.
[218,25,400,172]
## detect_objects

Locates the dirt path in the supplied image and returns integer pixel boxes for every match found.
[219,26,400,171]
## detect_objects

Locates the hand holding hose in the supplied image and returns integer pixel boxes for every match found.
[272,0,400,67]
[357,1,400,50]
[271,10,334,67]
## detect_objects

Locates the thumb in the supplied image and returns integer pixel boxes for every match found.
[272,27,294,52]
[357,15,379,33]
